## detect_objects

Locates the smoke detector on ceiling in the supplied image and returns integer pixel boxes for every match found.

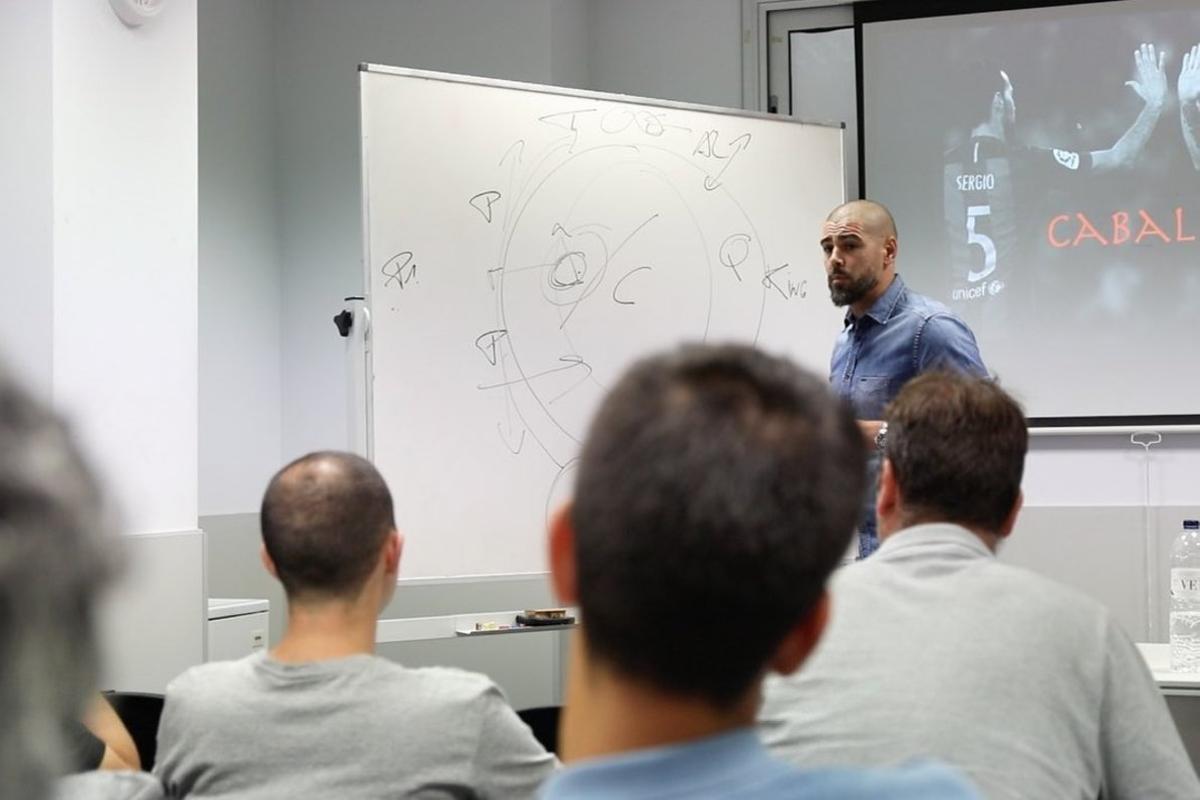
[109,0,166,27]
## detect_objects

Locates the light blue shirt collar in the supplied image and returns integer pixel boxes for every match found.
[845,273,907,328]
[874,522,996,562]
[541,729,781,798]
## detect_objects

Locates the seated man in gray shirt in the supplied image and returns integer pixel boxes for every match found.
[154,451,555,799]
[540,344,980,799]
[758,372,1200,799]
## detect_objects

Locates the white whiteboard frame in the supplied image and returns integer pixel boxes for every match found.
[356,64,844,582]
[361,63,844,128]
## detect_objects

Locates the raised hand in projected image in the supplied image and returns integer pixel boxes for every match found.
[942,46,1169,329]
[1179,44,1200,171]
[1125,42,1169,112]
[1091,42,1167,172]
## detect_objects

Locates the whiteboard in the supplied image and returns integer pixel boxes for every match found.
[359,65,845,580]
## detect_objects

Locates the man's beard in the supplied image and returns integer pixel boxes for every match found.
[828,273,878,307]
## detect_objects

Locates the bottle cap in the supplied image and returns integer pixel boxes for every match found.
[1185,520,1200,530]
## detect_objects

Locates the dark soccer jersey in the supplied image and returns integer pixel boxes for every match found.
[943,136,1092,321]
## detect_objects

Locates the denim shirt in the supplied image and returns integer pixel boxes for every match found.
[830,274,988,420]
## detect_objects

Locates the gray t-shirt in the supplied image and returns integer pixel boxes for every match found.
[154,653,555,799]
[56,771,165,800]
[758,523,1200,800]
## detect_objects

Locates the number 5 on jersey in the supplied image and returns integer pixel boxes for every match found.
[966,205,997,282]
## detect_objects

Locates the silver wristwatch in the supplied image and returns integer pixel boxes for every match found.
[874,421,889,452]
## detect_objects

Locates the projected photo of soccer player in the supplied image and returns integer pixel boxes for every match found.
[863,1,1200,421]
[942,45,1167,325]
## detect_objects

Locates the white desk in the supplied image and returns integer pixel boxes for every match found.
[1139,643,1200,696]
[1139,644,1200,774]
[376,609,577,643]
[207,598,269,662]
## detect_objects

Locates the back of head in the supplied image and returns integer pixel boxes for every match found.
[570,343,865,708]
[0,367,118,798]
[885,372,1027,533]
[261,451,395,601]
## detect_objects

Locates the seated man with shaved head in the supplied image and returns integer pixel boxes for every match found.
[154,452,554,799]
[821,199,988,557]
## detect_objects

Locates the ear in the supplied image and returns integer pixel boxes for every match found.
[548,503,579,605]
[260,545,279,580]
[382,529,403,578]
[768,591,830,676]
[875,457,900,525]
[997,490,1023,540]
[883,234,898,269]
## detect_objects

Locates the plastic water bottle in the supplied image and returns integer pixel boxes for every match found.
[1170,519,1200,671]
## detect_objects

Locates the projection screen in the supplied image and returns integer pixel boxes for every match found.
[862,0,1200,423]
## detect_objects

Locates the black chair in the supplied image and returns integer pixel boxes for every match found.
[516,705,561,755]
[104,691,165,770]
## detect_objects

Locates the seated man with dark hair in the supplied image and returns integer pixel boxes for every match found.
[154,451,554,799]
[759,372,1200,799]
[541,344,979,799]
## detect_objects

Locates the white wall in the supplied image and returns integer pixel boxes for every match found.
[552,0,591,90]
[0,2,53,397]
[52,0,198,534]
[1026,435,1200,507]
[199,0,282,515]
[587,0,742,107]
[37,0,202,691]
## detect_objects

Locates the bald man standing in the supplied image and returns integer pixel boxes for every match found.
[822,200,988,558]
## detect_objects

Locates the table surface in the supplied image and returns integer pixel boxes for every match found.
[1138,643,1200,694]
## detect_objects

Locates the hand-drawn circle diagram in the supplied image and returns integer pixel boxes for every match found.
[482,131,773,480]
